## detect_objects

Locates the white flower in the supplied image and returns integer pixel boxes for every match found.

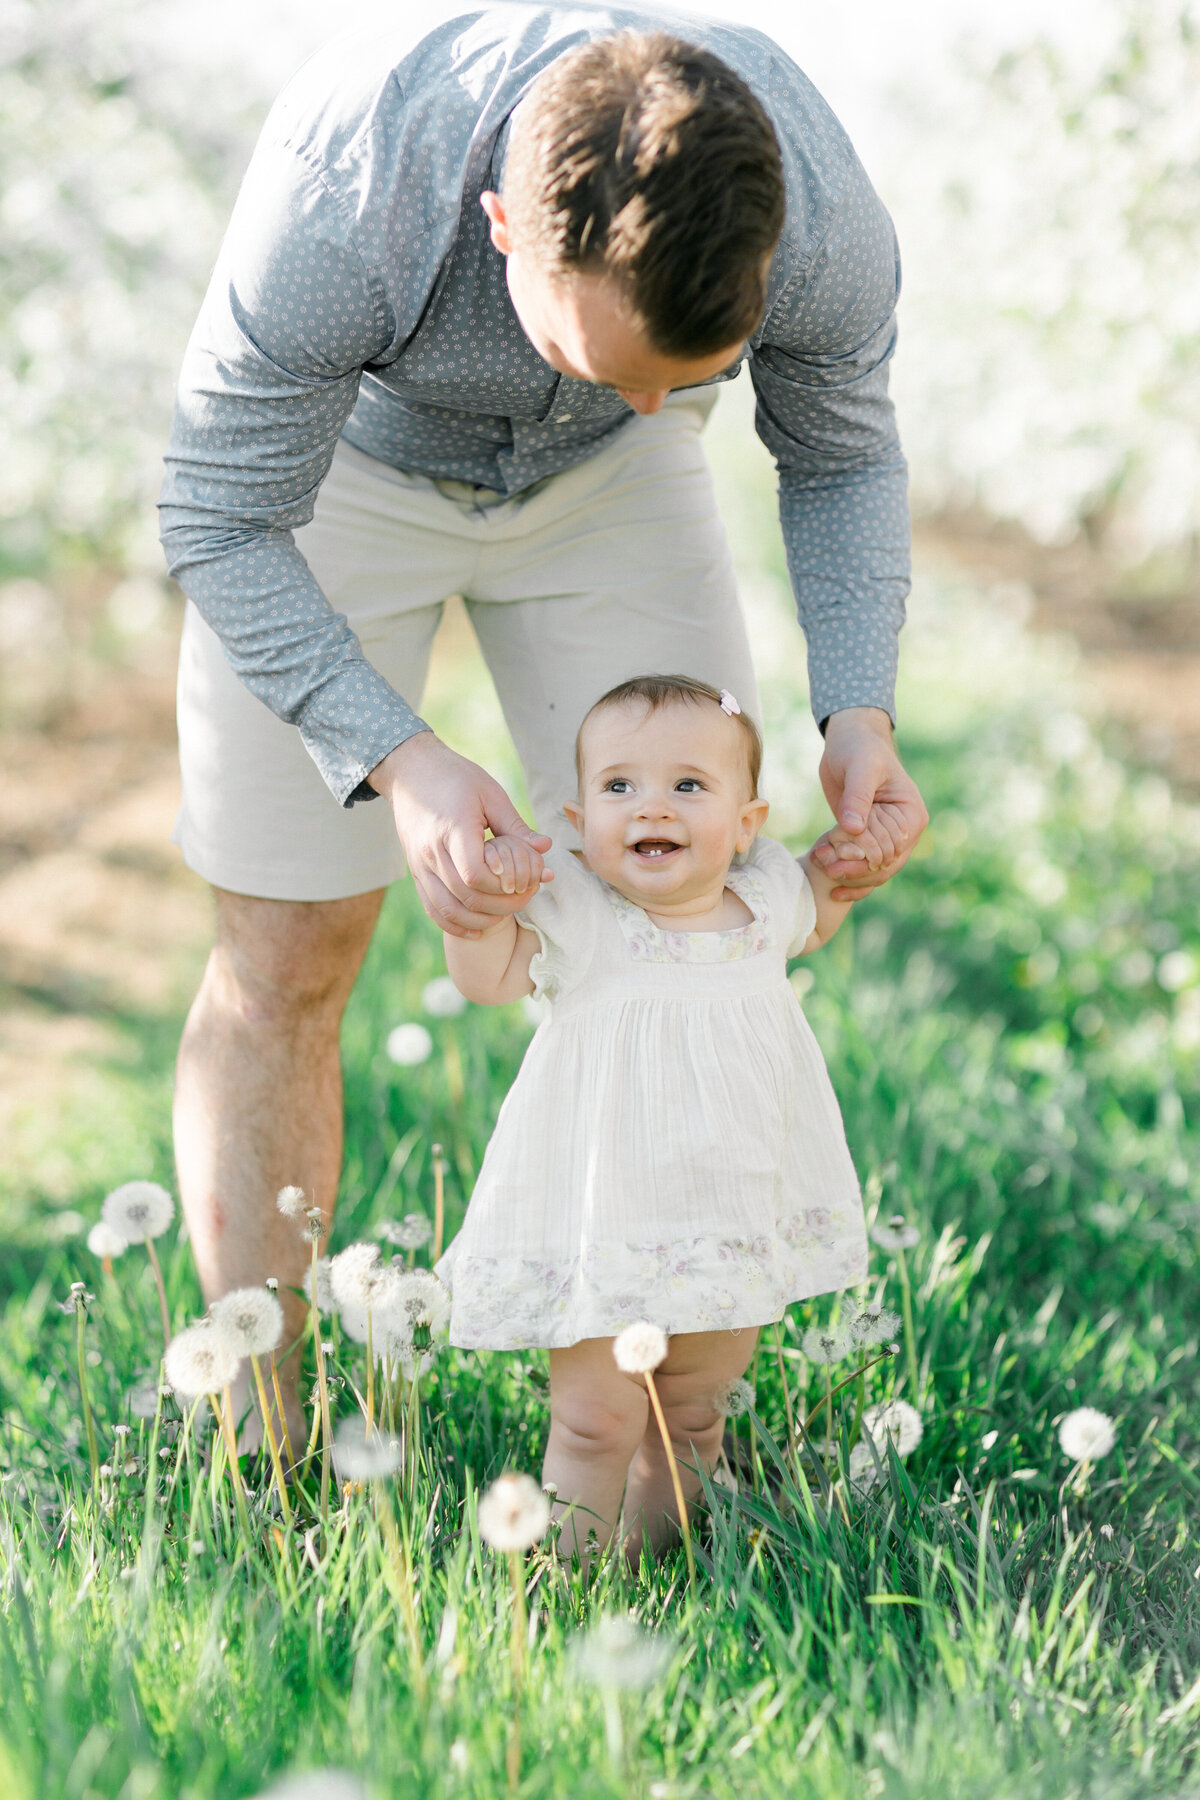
[87,1220,127,1260]
[613,1322,668,1374]
[478,1472,551,1551]
[847,1442,885,1492]
[801,1323,854,1365]
[377,1213,433,1250]
[101,1180,174,1243]
[386,1023,433,1066]
[570,1615,675,1690]
[1059,1407,1116,1462]
[331,1417,403,1482]
[209,1287,284,1358]
[861,1400,923,1458]
[253,1774,366,1800]
[276,1185,307,1220]
[869,1214,921,1251]
[421,975,467,1017]
[1157,950,1197,993]
[329,1243,396,1312]
[384,1269,452,1341]
[164,1322,243,1400]
[846,1298,903,1348]
[712,1377,755,1418]
[302,1209,328,1245]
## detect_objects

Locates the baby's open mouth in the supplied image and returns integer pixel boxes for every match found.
[630,839,682,859]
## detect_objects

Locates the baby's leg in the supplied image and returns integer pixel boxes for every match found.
[622,1328,758,1562]
[543,1337,650,1562]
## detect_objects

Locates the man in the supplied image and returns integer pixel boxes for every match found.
[159,6,926,1438]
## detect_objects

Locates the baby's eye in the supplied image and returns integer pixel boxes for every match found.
[604,777,633,794]
[675,778,704,793]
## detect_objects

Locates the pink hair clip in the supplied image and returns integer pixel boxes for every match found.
[719,689,741,716]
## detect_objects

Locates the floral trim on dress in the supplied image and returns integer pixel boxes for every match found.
[438,1198,868,1350]
[602,865,770,964]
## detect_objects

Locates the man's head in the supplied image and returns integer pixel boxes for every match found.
[481,32,785,415]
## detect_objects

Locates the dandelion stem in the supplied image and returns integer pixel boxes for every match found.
[432,1143,446,1265]
[144,1238,172,1347]
[644,1370,695,1589]
[250,1353,292,1526]
[601,1686,625,1774]
[848,1349,867,1450]
[506,1547,526,1792]
[212,1389,252,1543]
[74,1304,100,1488]
[270,1351,295,1471]
[310,1237,333,1517]
[379,1499,427,1702]
[896,1247,920,1402]
[773,1322,797,1448]
[802,1347,895,1434]
[365,1308,375,1434]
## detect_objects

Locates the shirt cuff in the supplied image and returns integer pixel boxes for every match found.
[295,661,433,808]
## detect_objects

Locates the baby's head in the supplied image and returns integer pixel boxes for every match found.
[564,674,769,906]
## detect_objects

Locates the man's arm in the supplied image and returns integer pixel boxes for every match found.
[750,164,927,895]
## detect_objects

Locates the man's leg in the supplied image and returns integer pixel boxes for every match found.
[174,887,383,1451]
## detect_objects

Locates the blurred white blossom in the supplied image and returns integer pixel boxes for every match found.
[386,1023,433,1066]
[421,976,467,1017]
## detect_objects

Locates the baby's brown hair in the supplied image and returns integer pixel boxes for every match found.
[575,674,763,797]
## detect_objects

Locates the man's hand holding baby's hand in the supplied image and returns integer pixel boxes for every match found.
[814,707,929,903]
[483,832,553,899]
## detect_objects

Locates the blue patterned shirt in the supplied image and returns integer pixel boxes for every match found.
[159,3,909,807]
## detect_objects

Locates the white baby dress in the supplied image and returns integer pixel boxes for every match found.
[436,835,868,1350]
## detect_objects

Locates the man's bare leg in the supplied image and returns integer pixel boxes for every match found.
[173,887,385,1453]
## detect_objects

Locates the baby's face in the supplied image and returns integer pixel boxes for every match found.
[566,699,766,909]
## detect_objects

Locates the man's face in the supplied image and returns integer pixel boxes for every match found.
[480,191,744,414]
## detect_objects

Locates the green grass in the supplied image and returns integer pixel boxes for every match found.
[1,407,1198,1796]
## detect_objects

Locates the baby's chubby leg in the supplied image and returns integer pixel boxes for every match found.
[543,1338,649,1561]
[622,1328,759,1563]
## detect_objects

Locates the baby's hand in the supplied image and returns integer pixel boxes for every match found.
[482,832,554,898]
[811,828,869,868]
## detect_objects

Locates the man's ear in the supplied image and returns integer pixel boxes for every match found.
[479,191,512,255]
[562,799,584,834]
[736,797,770,852]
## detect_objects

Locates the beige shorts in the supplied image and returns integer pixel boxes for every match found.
[174,391,760,901]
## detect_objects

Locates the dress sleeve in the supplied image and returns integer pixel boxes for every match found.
[749,837,818,958]
[516,851,601,1003]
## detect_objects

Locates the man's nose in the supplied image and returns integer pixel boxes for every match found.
[617,388,668,415]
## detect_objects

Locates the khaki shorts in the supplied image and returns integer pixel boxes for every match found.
[174,391,760,901]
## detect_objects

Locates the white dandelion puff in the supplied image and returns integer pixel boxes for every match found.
[386,1268,451,1340]
[301,1208,328,1245]
[87,1220,128,1260]
[330,1242,398,1312]
[276,1185,307,1220]
[331,1417,403,1482]
[801,1322,854,1364]
[712,1377,755,1418]
[846,1298,902,1348]
[570,1615,675,1690]
[252,1773,367,1800]
[386,1023,434,1066]
[59,1281,94,1314]
[847,1441,885,1492]
[421,976,467,1018]
[1059,1407,1116,1462]
[861,1399,923,1458]
[613,1321,668,1374]
[209,1287,284,1357]
[164,1322,243,1401]
[870,1214,921,1251]
[478,1471,551,1551]
[377,1213,433,1250]
[101,1180,174,1243]
[312,1256,335,1312]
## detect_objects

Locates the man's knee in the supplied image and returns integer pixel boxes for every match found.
[206,888,384,1025]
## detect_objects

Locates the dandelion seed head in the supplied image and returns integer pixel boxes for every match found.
[613,1321,668,1374]
[253,1774,367,1800]
[163,1322,243,1400]
[847,1441,885,1492]
[377,1213,433,1250]
[302,1208,328,1244]
[386,1022,433,1066]
[87,1220,127,1260]
[862,1399,923,1457]
[846,1298,902,1347]
[383,1268,451,1342]
[330,1242,399,1313]
[869,1213,921,1251]
[477,1471,551,1551]
[60,1282,94,1314]
[101,1180,174,1243]
[312,1256,335,1312]
[276,1185,307,1220]
[1059,1406,1116,1462]
[570,1615,675,1690]
[800,1322,854,1364]
[265,1277,278,1292]
[209,1286,284,1357]
[331,1417,403,1482]
[712,1377,755,1418]
[421,975,467,1017]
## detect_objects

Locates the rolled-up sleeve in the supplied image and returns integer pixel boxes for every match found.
[158,143,429,807]
[751,171,910,729]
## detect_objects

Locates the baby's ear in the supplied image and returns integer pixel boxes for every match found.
[562,799,583,833]
[737,796,770,851]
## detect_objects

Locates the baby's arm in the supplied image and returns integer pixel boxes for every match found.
[443,914,539,1004]
[796,833,868,953]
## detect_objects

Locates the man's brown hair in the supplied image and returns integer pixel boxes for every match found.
[576,673,764,797]
[504,32,785,358]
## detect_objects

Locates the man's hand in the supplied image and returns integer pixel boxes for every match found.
[811,707,928,903]
[369,732,552,937]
